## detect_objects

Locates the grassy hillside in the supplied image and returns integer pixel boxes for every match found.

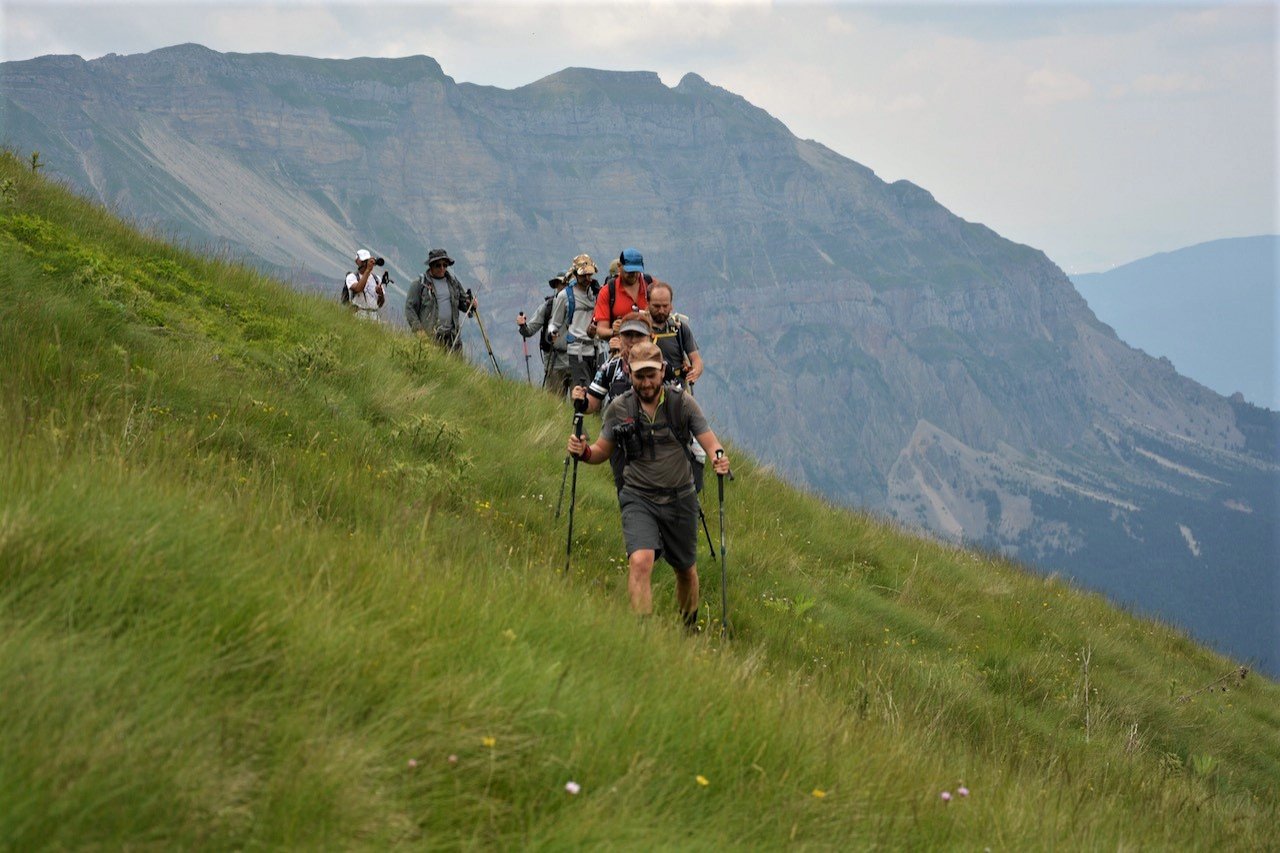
[1,151,1277,849]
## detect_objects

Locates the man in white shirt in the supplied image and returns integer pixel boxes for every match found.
[346,249,385,321]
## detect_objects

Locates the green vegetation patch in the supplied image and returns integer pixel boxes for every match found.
[0,150,1277,848]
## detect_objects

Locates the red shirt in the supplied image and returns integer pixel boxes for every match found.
[593,275,649,327]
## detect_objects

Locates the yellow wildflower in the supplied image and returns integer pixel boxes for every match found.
[482,736,496,748]
[696,775,709,787]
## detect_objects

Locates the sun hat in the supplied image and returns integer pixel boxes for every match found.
[355,249,373,262]
[425,248,454,267]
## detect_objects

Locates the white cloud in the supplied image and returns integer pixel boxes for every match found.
[1024,67,1093,106]
[0,2,1273,271]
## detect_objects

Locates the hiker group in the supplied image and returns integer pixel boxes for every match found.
[340,245,731,632]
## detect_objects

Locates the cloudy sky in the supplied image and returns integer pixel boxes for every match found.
[2,1,1275,272]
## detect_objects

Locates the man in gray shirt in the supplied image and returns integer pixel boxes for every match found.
[567,341,731,627]
[549,253,599,390]
[405,248,475,351]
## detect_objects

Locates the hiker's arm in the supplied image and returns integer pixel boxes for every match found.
[404,281,425,332]
[547,291,567,339]
[571,385,602,415]
[694,430,730,475]
[349,264,374,294]
[567,433,614,465]
[685,350,704,385]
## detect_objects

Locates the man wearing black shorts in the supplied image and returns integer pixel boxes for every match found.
[567,341,731,624]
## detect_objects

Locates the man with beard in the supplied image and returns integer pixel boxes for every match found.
[647,281,703,390]
[566,340,731,625]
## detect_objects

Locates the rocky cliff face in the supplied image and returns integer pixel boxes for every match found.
[3,44,1275,672]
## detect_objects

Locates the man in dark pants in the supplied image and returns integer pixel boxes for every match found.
[567,341,730,624]
[405,248,475,351]
[519,275,571,396]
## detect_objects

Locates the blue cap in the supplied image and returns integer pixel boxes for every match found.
[619,248,644,273]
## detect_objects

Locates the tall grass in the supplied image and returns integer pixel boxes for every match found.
[1,151,1277,848]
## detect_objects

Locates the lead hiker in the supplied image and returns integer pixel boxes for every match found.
[593,248,650,340]
[346,248,386,321]
[566,340,730,624]
[518,274,572,396]
[405,248,475,351]
[549,253,601,393]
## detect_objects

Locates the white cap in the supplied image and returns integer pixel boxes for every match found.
[355,249,373,262]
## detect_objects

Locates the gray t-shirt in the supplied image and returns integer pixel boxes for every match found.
[602,388,709,498]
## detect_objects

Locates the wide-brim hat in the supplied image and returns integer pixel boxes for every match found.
[571,253,598,277]
[425,248,454,267]
[627,340,665,373]
[548,275,566,288]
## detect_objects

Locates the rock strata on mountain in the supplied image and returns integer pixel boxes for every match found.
[3,45,1275,673]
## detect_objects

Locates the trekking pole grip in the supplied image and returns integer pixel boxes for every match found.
[716,448,725,501]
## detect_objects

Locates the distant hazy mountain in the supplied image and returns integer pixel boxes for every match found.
[1072,236,1278,410]
[3,45,1276,674]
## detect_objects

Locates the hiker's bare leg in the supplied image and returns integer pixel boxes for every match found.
[628,549,655,614]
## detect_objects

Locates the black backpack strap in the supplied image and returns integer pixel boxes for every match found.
[662,386,698,466]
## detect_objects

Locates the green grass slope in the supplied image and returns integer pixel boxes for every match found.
[1,151,1277,849]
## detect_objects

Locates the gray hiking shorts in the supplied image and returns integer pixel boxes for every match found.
[618,486,699,572]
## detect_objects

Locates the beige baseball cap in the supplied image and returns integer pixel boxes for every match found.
[628,340,665,373]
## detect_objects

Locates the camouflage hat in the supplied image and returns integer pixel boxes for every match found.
[608,258,620,277]
[425,248,454,267]
[571,253,597,277]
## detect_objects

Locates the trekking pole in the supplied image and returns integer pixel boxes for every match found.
[716,449,732,637]
[564,398,587,573]
[698,503,718,560]
[522,336,533,385]
[466,289,503,377]
[554,453,571,519]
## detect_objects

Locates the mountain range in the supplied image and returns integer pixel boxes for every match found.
[2,44,1275,674]
[1072,235,1278,410]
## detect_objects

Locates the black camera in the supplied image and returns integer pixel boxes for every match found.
[613,418,650,463]
[374,257,386,267]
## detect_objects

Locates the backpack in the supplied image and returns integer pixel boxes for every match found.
[537,296,555,354]
[563,282,595,344]
[600,273,652,325]
[609,385,698,491]
[651,314,687,375]
[339,272,352,304]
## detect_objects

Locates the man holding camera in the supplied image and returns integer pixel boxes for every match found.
[566,340,730,624]
[405,248,475,351]
[346,248,386,321]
